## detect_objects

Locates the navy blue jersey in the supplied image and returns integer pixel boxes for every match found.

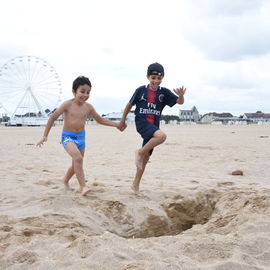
[129,85,178,127]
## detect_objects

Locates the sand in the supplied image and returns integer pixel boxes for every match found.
[0,123,270,270]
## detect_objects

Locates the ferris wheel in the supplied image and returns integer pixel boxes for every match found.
[0,56,62,123]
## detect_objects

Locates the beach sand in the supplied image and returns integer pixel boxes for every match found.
[0,124,270,270]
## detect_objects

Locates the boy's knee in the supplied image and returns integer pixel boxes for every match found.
[73,154,83,164]
[157,131,167,142]
[161,133,167,142]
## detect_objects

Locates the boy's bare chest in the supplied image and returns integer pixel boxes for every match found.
[67,105,89,119]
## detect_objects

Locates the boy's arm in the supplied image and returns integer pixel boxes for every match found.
[119,102,133,128]
[36,102,67,147]
[89,104,126,131]
[173,86,186,104]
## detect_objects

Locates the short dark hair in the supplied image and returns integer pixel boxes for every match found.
[72,76,92,92]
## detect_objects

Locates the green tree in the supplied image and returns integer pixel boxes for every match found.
[160,115,180,124]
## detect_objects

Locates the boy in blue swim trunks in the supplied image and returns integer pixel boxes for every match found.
[119,63,186,192]
[37,76,126,196]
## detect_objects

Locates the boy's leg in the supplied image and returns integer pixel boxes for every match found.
[62,149,85,190]
[64,143,90,196]
[62,164,74,190]
[135,130,166,169]
[131,153,150,192]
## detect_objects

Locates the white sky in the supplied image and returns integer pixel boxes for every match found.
[0,0,269,116]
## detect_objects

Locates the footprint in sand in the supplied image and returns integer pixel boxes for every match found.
[8,249,38,264]
[218,181,235,186]
[191,180,199,184]
[92,182,106,187]
[34,180,55,186]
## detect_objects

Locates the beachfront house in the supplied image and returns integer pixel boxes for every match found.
[200,112,235,124]
[243,113,270,124]
[179,106,200,123]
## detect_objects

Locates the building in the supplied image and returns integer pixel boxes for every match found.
[243,113,270,123]
[103,111,135,123]
[200,112,235,124]
[179,106,200,123]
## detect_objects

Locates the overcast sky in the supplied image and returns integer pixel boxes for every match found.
[0,0,269,116]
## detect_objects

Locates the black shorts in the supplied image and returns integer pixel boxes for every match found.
[135,117,159,155]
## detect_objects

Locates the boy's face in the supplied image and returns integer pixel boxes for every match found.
[73,84,91,102]
[147,75,163,90]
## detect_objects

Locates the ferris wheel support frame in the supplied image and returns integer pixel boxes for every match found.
[11,86,47,118]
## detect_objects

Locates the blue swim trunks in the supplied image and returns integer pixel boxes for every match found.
[61,130,86,150]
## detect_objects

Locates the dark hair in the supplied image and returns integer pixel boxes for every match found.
[72,76,92,92]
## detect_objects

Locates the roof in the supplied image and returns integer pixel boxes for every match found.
[244,113,270,118]
[202,112,234,118]
[180,106,199,113]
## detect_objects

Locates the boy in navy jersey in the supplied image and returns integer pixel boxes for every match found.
[119,63,186,192]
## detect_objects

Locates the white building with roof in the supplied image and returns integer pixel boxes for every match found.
[179,106,200,123]
[200,112,236,124]
[243,113,270,123]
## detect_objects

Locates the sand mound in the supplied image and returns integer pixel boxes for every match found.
[1,186,269,269]
[1,125,270,269]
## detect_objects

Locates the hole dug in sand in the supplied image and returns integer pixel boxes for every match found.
[115,191,217,239]
[162,192,217,236]
[106,188,269,239]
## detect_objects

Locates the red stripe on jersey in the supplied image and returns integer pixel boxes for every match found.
[146,88,156,124]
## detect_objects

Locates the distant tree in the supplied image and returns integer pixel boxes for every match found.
[160,115,180,124]
[256,111,263,113]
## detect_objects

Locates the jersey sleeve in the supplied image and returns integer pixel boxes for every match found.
[164,88,178,107]
[129,87,142,105]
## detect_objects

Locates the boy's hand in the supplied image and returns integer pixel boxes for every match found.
[36,136,47,147]
[173,86,186,97]
[117,121,127,132]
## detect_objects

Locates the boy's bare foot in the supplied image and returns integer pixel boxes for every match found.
[81,186,91,196]
[135,150,144,170]
[131,184,140,194]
